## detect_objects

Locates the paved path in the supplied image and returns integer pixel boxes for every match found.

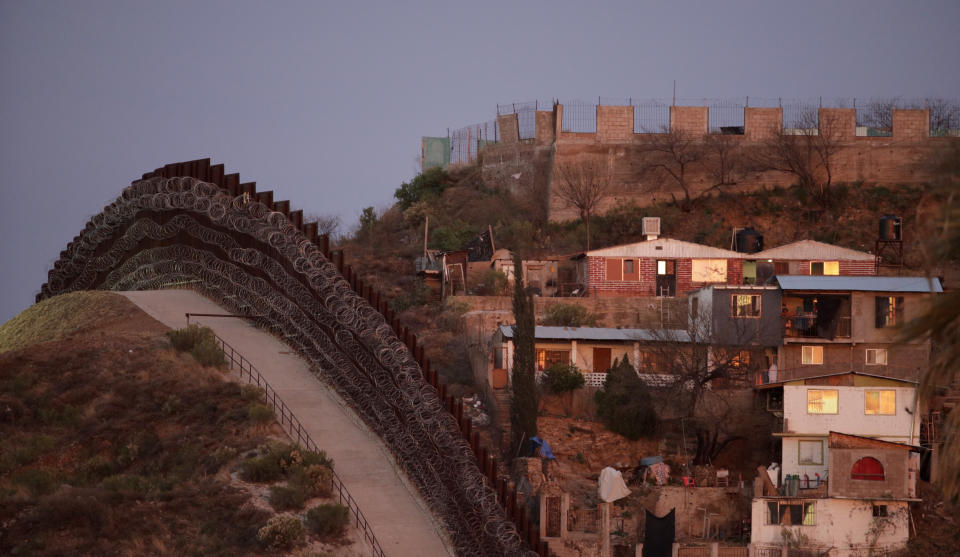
[121,290,453,557]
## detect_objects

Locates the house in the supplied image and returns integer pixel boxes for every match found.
[572,238,745,297]
[751,372,921,555]
[488,325,690,389]
[490,249,562,297]
[748,239,877,283]
[770,275,941,384]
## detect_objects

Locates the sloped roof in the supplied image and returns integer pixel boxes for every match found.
[498,325,691,342]
[828,431,920,451]
[752,239,875,261]
[584,237,741,259]
[776,275,942,293]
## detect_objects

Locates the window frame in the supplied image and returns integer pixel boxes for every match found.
[851,457,885,481]
[875,296,905,328]
[798,439,824,465]
[807,389,839,414]
[731,294,762,318]
[536,349,570,371]
[766,501,816,526]
[865,389,896,415]
[810,261,840,275]
[865,348,888,366]
[801,345,823,365]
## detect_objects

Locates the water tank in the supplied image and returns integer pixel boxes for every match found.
[735,227,764,254]
[879,215,902,241]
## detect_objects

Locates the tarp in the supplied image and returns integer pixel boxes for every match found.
[529,436,556,460]
[642,509,675,557]
[598,467,631,502]
[640,456,664,467]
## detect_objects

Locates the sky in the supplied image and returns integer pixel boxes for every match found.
[1,0,958,323]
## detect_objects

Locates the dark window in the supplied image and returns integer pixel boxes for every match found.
[875,296,904,328]
[872,505,888,517]
[852,457,885,481]
[624,259,634,274]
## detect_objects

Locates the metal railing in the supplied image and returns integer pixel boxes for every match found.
[783,315,851,339]
[210,332,386,557]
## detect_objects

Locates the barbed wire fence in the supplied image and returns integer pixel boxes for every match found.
[439,96,959,166]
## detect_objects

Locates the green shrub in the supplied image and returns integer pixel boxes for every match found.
[289,464,333,498]
[256,514,305,550]
[394,167,449,209]
[305,503,349,538]
[478,269,509,296]
[100,473,168,495]
[594,356,659,440]
[541,303,598,327]
[247,403,274,424]
[389,281,432,312]
[268,484,308,510]
[542,363,586,393]
[240,443,333,483]
[240,384,264,402]
[190,338,225,367]
[166,324,213,352]
[75,455,114,485]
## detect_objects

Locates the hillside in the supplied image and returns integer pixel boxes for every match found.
[0,292,364,556]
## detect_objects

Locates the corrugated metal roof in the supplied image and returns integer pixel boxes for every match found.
[498,325,691,342]
[752,240,875,261]
[776,275,942,293]
[584,237,741,259]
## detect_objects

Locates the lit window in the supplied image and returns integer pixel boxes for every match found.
[865,348,888,365]
[810,261,839,275]
[692,259,727,282]
[852,457,885,481]
[801,345,823,365]
[536,349,569,371]
[875,296,904,328]
[798,440,823,465]
[731,294,761,317]
[807,389,838,414]
[865,390,896,415]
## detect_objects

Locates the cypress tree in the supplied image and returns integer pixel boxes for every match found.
[509,253,538,457]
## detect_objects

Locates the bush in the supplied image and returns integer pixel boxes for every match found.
[289,464,333,498]
[478,269,509,296]
[594,356,659,440]
[542,363,585,394]
[247,403,274,424]
[305,503,349,538]
[240,443,332,483]
[167,324,225,367]
[240,384,264,402]
[389,280,433,312]
[541,303,598,327]
[257,514,305,549]
[13,467,58,496]
[394,167,449,209]
[268,484,308,511]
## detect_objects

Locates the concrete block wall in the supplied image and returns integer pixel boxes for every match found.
[497,113,520,145]
[535,110,556,146]
[744,108,783,140]
[892,109,929,141]
[829,447,910,499]
[596,105,634,142]
[819,108,857,140]
[670,106,709,136]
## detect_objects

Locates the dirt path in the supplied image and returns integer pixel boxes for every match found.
[120,290,454,557]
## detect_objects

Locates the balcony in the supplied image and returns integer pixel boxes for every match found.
[783,315,850,340]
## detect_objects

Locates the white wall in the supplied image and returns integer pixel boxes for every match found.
[780,436,830,484]
[751,498,909,555]
[783,385,920,442]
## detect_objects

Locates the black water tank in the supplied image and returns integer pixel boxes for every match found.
[735,227,764,253]
[879,215,902,240]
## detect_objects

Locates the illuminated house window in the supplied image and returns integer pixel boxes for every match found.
[865,348,888,365]
[875,296,904,328]
[691,259,727,283]
[865,390,896,415]
[810,261,839,275]
[851,457,885,481]
[536,349,569,371]
[801,345,823,365]
[731,294,761,317]
[807,389,838,414]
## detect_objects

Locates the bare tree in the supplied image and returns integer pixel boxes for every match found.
[640,129,705,212]
[751,109,843,205]
[642,310,767,465]
[554,160,613,251]
[858,97,960,136]
[304,213,342,240]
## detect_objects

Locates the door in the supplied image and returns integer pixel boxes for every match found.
[656,260,676,296]
[593,348,612,374]
[545,496,562,537]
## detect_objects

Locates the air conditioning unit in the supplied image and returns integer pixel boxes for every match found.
[642,217,661,240]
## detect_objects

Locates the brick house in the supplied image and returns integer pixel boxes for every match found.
[572,238,744,297]
[748,239,877,283]
[770,275,941,384]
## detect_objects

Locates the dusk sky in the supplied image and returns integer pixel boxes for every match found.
[1,0,958,323]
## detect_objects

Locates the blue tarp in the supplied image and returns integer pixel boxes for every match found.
[529,436,556,460]
[640,456,664,467]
